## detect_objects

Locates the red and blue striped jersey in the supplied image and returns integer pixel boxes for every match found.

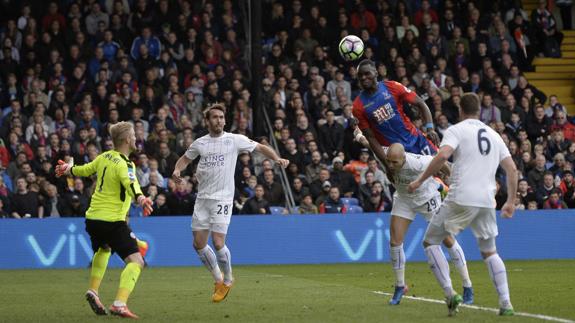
[352,81,437,155]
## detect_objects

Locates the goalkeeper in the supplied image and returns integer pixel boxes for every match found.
[56,122,153,319]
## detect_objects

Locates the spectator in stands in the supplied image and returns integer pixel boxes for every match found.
[61,193,88,217]
[528,154,547,188]
[531,0,563,57]
[344,148,370,183]
[43,184,65,218]
[329,157,356,198]
[305,151,324,184]
[151,193,171,216]
[363,181,391,212]
[548,130,571,160]
[318,110,344,160]
[166,178,195,216]
[526,105,552,142]
[130,26,161,60]
[536,171,557,207]
[291,177,309,206]
[156,142,179,178]
[543,189,568,209]
[262,168,284,206]
[298,194,318,214]
[319,186,347,214]
[241,184,271,215]
[283,138,305,171]
[10,177,43,218]
[551,111,575,142]
[517,179,536,207]
[480,94,502,124]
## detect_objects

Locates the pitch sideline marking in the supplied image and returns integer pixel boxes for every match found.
[373,291,574,323]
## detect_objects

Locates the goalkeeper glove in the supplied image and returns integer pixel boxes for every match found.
[137,195,154,216]
[55,159,73,177]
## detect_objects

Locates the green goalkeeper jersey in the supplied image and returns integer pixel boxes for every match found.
[71,150,143,222]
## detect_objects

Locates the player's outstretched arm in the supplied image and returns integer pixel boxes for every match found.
[353,126,370,148]
[255,144,290,168]
[362,128,389,170]
[172,155,193,183]
[413,96,440,145]
[500,157,518,218]
[408,145,453,193]
[56,157,99,178]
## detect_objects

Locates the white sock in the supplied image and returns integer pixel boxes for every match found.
[485,254,512,309]
[216,245,233,285]
[197,245,223,282]
[113,300,126,307]
[390,244,406,287]
[424,245,455,298]
[447,240,472,288]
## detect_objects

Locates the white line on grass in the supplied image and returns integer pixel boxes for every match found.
[373,291,574,323]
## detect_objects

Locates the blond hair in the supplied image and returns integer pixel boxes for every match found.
[109,121,133,148]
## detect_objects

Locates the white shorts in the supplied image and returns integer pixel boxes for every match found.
[428,200,498,241]
[191,198,233,234]
[391,194,441,222]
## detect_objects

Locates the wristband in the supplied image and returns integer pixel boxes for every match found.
[424,122,434,130]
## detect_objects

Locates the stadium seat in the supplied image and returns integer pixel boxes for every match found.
[347,205,363,214]
[341,197,359,206]
[269,206,287,215]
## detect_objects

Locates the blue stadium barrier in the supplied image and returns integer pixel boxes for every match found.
[0,210,574,269]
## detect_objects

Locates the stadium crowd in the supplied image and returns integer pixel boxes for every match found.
[0,0,573,218]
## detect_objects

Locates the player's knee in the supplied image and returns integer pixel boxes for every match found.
[477,237,497,258]
[133,257,145,268]
[442,235,454,248]
[193,240,206,251]
[213,240,225,250]
[389,237,403,247]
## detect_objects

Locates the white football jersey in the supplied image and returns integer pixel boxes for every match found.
[391,152,439,207]
[441,119,510,208]
[185,132,257,201]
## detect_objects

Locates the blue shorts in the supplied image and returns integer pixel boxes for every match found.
[406,135,437,155]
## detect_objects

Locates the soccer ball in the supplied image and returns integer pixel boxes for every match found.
[338,35,364,61]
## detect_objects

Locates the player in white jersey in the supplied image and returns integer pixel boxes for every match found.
[408,93,517,317]
[172,104,289,302]
[384,143,473,306]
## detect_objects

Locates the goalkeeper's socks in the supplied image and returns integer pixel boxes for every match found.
[424,245,456,297]
[115,262,142,304]
[197,245,223,282]
[447,240,472,288]
[485,254,511,308]
[89,248,111,292]
[216,245,233,285]
[390,244,406,287]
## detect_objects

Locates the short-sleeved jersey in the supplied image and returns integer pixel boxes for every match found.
[71,150,143,222]
[352,81,437,155]
[388,150,439,206]
[441,119,511,208]
[185,132,257,201]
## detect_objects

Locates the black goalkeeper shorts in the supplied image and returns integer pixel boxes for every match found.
[85,219,139,260]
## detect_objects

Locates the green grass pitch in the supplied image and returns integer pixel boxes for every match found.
[1,260,573,322]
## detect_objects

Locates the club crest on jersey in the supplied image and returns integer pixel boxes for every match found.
[127,167,136,182]
[224,139,232,146]
[371,103,395,123]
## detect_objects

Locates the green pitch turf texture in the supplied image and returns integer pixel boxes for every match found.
[1,260,573,323]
